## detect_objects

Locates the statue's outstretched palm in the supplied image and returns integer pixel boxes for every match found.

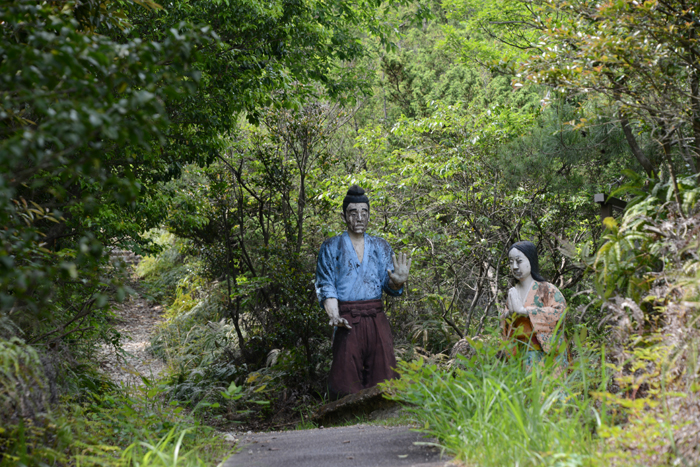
[388,252,411,289]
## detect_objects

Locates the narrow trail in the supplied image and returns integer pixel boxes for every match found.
[98,250,166,387]
[98,291,166,386]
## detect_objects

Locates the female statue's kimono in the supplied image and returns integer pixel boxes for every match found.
[502,281,568,368]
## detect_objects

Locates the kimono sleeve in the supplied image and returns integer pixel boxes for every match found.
[380,240,403,297]
[315,239,338,306]
[528,282,567,353]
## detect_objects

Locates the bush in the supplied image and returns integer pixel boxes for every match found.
[383,331,607,467]
[584,173,700,465]
[137,232,195,304]
[0,379,229,466]
[0,338,49,427]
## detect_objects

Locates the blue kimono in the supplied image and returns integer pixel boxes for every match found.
[316,231,403,398]
[315,231,403,305]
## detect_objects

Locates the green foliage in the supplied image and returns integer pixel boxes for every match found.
[348,101,606,341]
[441,0,540,70]
[591,172,700,307]
[2,0,398,409]
[142,250,286,412]
[0,0,215,387]
[153,294,243,405]
[155,101,344,383]
[0,338,48,427]
[137,232,195,303]
[122,0,403,142]
[118,426,213,467]
[0,369,229,466]
[4,0,696,459]
[384,333,607,466]
[580,169,700,464]
[591,334,699,465]
[148,255,331,415]
[140,235,249,404]
[518,0,700,175]
[369,0,541,122]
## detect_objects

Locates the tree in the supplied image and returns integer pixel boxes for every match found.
[113,0,400,174]
[441,0,543,70]
[1,0,398,345]
[0,0,211,341]
[518,0,700,181]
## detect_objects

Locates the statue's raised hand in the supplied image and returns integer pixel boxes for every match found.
[388,252,411,290]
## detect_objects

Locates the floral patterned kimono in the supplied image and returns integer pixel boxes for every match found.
[502,281,568,369]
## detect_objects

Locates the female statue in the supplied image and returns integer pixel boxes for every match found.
[501,241,568,368]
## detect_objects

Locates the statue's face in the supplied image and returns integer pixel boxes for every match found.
[342,203,369,235]
[508,248,531,282]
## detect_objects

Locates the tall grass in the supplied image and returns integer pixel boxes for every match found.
[384,333,608,467]
[0,377,230,467]
[117,427,213,467]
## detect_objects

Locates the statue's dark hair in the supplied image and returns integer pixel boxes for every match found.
[509,241,546,282]
[342,184,370,214]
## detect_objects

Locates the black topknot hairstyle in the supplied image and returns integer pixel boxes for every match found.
[342,184,370,214]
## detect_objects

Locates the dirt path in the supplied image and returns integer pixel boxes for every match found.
[98,293,166,386]
[98,252,166,387]
[222,425,455,467]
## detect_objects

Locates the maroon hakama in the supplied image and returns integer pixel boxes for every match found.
[328,299,399,398]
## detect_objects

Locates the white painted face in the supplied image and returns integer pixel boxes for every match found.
[508,248,532,282]
[342,203,369,235]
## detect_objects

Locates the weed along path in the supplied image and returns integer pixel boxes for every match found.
[223,424,453,467]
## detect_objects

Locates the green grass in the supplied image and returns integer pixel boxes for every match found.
[383,334,608,467]
[0,380,232,467]
[118,426,221,467]
[135,231,195,304]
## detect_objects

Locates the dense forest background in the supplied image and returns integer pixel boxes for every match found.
[1,0,699,465]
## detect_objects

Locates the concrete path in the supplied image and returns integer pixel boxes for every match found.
[222,424,453,467]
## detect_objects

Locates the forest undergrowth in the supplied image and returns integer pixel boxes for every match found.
[0,267,233,467]
[135,232,331,431]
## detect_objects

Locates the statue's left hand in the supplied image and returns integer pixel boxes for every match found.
[388,252,411,290]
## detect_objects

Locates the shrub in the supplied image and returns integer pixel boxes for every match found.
[0,379,229,466]
[577,173,700,465]
[383,331,607,466]
[0,338,48,427]
[137,232,195,304]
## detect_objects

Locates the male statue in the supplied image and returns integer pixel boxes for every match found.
[315,185,411,398]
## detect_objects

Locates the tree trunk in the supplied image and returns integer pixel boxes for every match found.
[296,171,306,255]
[223,207,246,348]
[620,114,655,176]
[661,136,686,218]
[688,30,700,173]
[464,265,485,336]
[606,72,656,176]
